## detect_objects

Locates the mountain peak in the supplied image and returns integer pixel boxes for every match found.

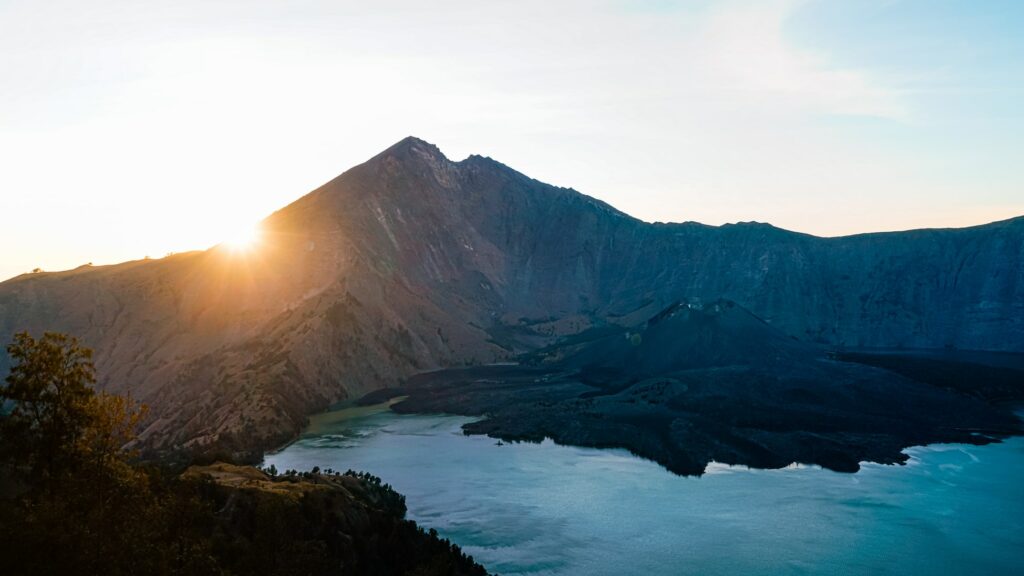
[377,136,449,164]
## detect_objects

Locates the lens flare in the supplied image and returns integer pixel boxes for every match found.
[222,223,260,252]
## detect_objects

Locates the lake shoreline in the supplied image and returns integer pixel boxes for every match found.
[265,409,1024,576]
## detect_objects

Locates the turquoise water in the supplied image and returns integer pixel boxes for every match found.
[265,411,1024,576]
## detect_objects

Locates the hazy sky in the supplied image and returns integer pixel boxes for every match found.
[2,0,1023,280]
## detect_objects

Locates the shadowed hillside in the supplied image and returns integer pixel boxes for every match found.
[387,301,1022,475]
[529,299,816,381]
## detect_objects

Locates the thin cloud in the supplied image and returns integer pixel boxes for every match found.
[690,0,905,119]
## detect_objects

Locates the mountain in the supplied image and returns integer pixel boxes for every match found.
[1,136,1022,459]
[526,299,818,380]
[387,299,1021,474]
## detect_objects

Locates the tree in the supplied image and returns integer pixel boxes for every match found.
[2,331,96,484]
[0,332,145,489]
[0,332,172,576]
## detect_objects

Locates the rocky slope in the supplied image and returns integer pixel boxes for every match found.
[1,136,1021,457]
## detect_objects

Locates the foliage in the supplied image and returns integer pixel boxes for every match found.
[1,332,145,488]
[0,331,490,576]
[0,332,217,575]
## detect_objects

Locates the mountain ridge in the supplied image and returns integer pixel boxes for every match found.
[1,136,1021,459]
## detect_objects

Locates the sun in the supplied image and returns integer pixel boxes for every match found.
[222,222,261,252]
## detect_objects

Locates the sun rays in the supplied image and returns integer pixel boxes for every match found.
[222,222,262,253]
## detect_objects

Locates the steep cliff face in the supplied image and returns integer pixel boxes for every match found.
[1,136,1021,456]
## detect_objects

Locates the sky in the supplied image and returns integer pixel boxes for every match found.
[2,0,1023,281]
